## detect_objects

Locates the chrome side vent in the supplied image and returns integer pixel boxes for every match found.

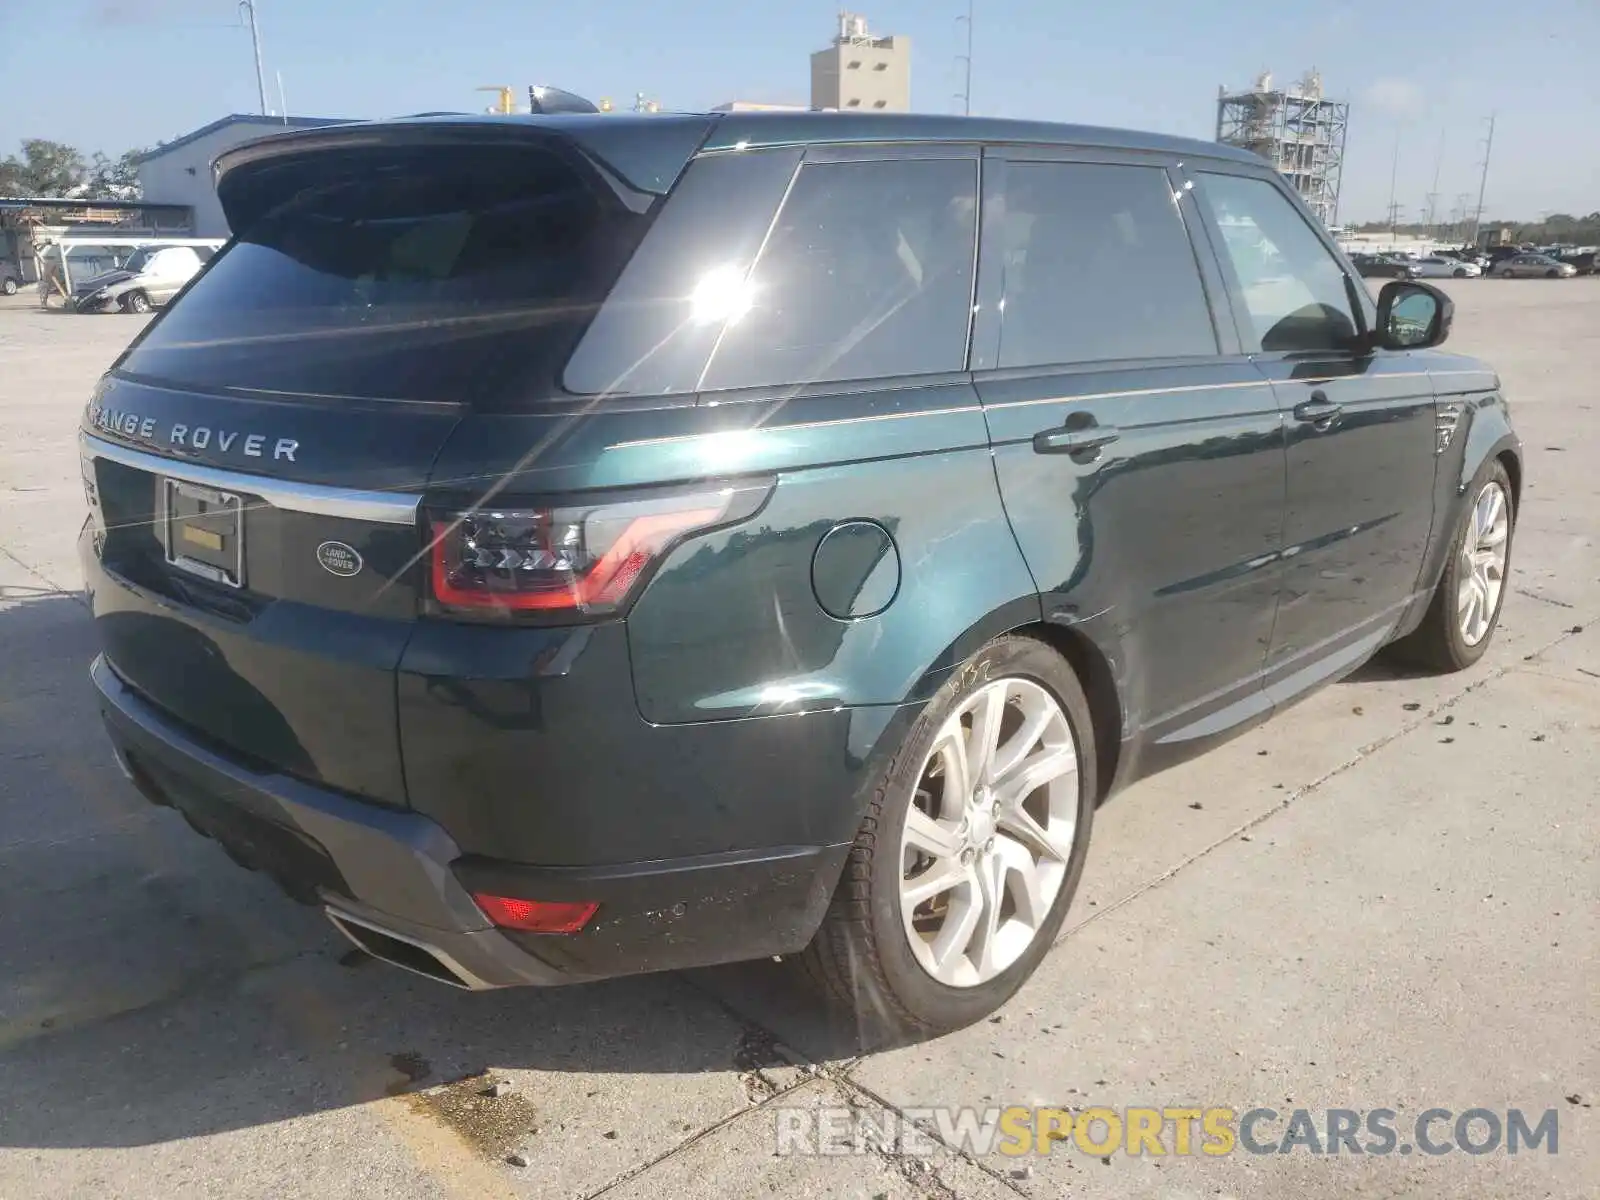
[1436,403,1463,454]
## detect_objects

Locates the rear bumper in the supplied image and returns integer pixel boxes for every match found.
[93,655,850,987]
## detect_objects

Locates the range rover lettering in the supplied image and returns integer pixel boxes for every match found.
[80,110,1522,1035]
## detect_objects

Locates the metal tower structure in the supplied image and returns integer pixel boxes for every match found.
[1216,70,1349,228]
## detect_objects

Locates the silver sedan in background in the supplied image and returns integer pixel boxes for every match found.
[1413,255,1482,279]
[1493,254,1579,279]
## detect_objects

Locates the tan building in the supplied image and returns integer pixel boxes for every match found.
[810,13,910,112]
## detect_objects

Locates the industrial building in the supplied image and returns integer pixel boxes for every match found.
[1216,71,1349,227]
[135,114,347,237]
[810,12,910,113]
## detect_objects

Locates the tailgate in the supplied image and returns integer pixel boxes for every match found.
[79,121,699,805]
[82,378,459,805]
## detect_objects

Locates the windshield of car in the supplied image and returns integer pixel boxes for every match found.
[120,248,156,273]
[120,144,647,405]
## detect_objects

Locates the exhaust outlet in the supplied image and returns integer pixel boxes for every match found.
[325,908,493,990]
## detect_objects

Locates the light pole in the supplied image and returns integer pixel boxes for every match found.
[240,0,268,116]
[954,0,973,116]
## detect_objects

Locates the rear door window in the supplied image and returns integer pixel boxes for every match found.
[121,144,647,405]
[699,157,978,391]
[993,161,1218,368]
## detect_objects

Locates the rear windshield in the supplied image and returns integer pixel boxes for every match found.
[121,144,646,405]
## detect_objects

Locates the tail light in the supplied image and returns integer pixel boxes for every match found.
[426,480,769,620]
[473,893,598,934]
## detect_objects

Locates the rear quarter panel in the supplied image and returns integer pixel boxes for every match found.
[423,383,1041,726]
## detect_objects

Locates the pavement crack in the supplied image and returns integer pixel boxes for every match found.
[0,542,86,607]
[1518,589,1576,609]
[836,1075,1030,1198]
[579,1089,801,1200]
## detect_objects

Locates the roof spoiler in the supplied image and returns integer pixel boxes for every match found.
[213,114,717,231]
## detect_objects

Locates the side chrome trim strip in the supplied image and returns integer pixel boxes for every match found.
[982,378,1273,411]
[608,403,984,451]
[80,433,422,526]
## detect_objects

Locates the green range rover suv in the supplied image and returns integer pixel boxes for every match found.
[79,108,1521,1036]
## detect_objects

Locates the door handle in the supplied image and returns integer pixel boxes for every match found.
[1033,424,1121,456]
[1293,392,1342,428]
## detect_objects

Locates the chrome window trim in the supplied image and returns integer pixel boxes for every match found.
[80,433,421,526]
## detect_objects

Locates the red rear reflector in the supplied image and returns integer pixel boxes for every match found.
[473,893,598,934]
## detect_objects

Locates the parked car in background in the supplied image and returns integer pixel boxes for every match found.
[72,246,176,302]
[1492,253,1578,279]
[1413,255,1482,279]
[1484,246,1523,272]
[1350,252,1422,279]
[74,244,213,313]
[78,109,1523,1034]
[1557,249,1598,275]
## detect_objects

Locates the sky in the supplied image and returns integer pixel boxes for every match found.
[0,0,1595,224]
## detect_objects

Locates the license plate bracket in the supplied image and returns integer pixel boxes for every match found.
[162,478,244,588]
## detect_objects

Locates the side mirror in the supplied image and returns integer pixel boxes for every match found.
[1374,280,1453,350]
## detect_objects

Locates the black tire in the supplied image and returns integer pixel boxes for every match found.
[1453,268,1468,278]
[797,634,1097,1039]
[1545,269,1559,279]
[123,290,151,314]
[1,277,17,296]
[1388,460,1515,672]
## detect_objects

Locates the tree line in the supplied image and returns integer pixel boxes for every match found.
[0,140,147,201]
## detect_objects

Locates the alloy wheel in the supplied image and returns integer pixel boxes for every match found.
[899,677,1079,988]
[1458,481,1510,646]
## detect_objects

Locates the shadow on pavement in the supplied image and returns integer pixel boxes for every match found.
[0,587,899,1154]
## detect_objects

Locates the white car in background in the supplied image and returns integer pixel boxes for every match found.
[73,245,215,314]
[1412,255,1482,279]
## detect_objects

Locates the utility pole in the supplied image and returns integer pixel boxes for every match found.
[1453,191,1472,244]
[1469,113,1496,248]
[954,0,973,115]
[1425,128,1445,234]
[1387,125,1402,241]
[239,0,268,116]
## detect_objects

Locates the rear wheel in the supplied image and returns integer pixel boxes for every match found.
[123,290,151,314]
[1390,461,1514,672]
[1,277,17,296]
[799,635,1096,1038]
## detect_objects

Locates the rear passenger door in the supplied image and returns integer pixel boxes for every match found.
[1186,169,1439,691]
[976,150,1287,762]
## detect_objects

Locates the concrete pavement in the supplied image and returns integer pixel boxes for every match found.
[0,282,1594,1198]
